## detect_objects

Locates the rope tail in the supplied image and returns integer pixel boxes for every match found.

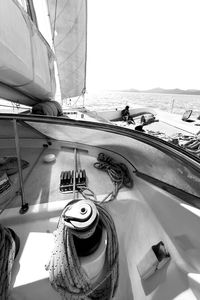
[0,225,18,300]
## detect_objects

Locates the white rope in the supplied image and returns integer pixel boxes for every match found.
[0,225,16,300]
[45,203,119,300]
[93,153,133,202]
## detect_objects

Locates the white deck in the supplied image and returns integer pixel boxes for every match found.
[1,178,199,300]
[0,147,199,299]
[0,118,199,299]
[155,110,200,135]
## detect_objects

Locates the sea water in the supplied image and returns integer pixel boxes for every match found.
[86,91,200,119]
[1,91,200,119]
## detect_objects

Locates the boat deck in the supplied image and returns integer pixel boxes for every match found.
[0,146,125,210]
[1,182,198,299]
[155,110,200,136]
[0,142,199,299]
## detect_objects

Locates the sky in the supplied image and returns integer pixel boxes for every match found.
[30,0,200,93]
[86,0,200,91]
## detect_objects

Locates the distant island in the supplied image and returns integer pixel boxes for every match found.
[120,87,200,95]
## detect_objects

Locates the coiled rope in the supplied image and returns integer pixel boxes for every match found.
[93,153,133,202]
[182,134,200,158]
[45,203,119,300]
[76,153,133,204]
[0,225,17,300]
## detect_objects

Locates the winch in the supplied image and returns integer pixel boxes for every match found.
[62,199,99,240]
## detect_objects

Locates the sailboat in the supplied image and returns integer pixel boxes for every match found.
[0,1,200,299]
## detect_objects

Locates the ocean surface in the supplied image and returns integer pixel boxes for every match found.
[0,91,200,119]
[85,91,200,119]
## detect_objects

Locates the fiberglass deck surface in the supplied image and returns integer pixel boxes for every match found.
[2,147,125,209]
[0,178,197,300]
[0,142,199,299]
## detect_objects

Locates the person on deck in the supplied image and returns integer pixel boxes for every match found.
[121,106,135,124]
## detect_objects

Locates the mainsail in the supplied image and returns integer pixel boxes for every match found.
[47,0,87,100]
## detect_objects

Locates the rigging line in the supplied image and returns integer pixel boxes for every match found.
[55,0,85,48]
[73,148,77,200]
[84,0,88,95]
[0,104,22,109]
[72,94,83,107]
[13,120,26,210]
[52,0,58,43]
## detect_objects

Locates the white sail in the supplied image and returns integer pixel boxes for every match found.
[47,0,87,100]
[0,0,56,106]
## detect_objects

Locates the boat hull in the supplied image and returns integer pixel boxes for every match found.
[95,107,157,122]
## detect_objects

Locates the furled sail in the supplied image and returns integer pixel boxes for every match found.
[0,0,56,106]
[47,0,87,100]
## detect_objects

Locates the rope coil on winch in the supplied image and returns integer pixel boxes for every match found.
[45,202,119,300]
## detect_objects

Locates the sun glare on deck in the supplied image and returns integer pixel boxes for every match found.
[14,232,54,288]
